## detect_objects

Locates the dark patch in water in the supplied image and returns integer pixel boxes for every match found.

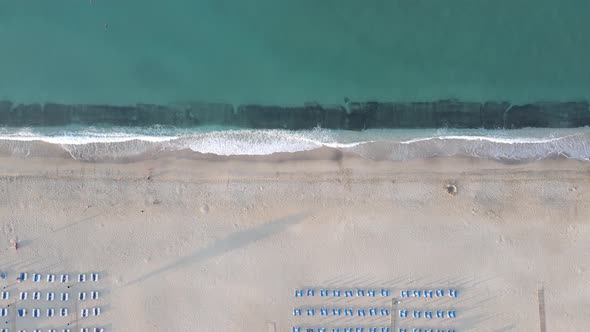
[0,99,589,129]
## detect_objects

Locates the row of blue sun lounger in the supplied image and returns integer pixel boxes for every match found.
[5,291,100,301]
[399,310,457,318]
[294,308,390,316]
[292,328,456,332]
[294,289,458,298]
[292,328,391,332]
[15,273,99,283]
[1,329,104,332]
[293,308,456,318]
[400,290,457,298]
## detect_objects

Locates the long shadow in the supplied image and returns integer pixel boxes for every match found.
[125,212,307,287]
[18,213,102,249]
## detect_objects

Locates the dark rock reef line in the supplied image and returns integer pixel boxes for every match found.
[0,100,589,129]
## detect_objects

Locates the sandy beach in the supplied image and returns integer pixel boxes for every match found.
[0,152,589,331]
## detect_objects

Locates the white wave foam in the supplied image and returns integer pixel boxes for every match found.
[401,135,572,145]
[177,129,368,155]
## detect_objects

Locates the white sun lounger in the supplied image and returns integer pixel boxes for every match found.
[0,308,7,316]
[19,292,27,300]
[61,292,69,301]
[47,308,54,317]
[93,307,101,316]
[91,273,99,282]
[47,274,55,282]
[61,308,68,316]
[61,274,69,283]
[79,292,86,301]
[33,308,40,317]
[81,308,89,317]
[47,292,54,301]
[63,329,71,332]
[93,329,104,332]
[1,291,8,300]
[91,291,99,300]
[78,274,86,282]
[33,291,41,300]
[33,274,41,282]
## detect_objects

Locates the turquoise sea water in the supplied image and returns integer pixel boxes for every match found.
[1,1,590,105]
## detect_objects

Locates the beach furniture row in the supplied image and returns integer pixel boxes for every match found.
[398,329,455,332]
[294,289,390,297]
[16,273,99,283]
[399,310,457,319]
[16,307,100,317]
[11,291,99,301]
[400,289,457,298]
[292,327,391,332]
[294,308,390,317]
[6,329,104,332]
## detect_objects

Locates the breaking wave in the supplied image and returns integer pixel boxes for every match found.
[0,127,588,162]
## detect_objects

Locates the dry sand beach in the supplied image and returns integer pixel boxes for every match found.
[0,152,589,331]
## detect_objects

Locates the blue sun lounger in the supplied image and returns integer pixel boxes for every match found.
[320,308,329,316]
[345,308,353,316]
[345,290,354,297]
[332,308,342,316]
[412,310,421,318]
[435,289,444,297]
[357,309,366,316]
[424,311,433,319]
[320,289,329,296]
[293,308,302,316]
[306,308,315,316]
[292,327,300,332]
[356,289,365,296]
[306,289,315,296]
[436,310,445,318]
[380,289,390,297]
[447,310,456,318]
[294,289,304,297]
[367,289,376,297]
[398,310,408,318]
[380,308,390,316]
[400,290,409,298]
[412,290,421,297]
[448,289,457,297]
[331,328,341,332]
[333,289,342,297]
[424,290,433,298]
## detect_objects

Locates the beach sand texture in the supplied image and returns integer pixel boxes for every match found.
[0,154,589,331]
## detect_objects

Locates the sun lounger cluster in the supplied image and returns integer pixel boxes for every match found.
[399,289,458,298]
[294,288,390,298]
[293,307,390,317]
[398,309,457,319]
[16,307,71,317]
[396,329,455,332]
[15,272,100,283]
[80,307,102,317]
[12,291,99,302]
[292,327,391,332]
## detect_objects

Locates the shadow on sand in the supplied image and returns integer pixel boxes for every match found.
[125,212,307,286]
